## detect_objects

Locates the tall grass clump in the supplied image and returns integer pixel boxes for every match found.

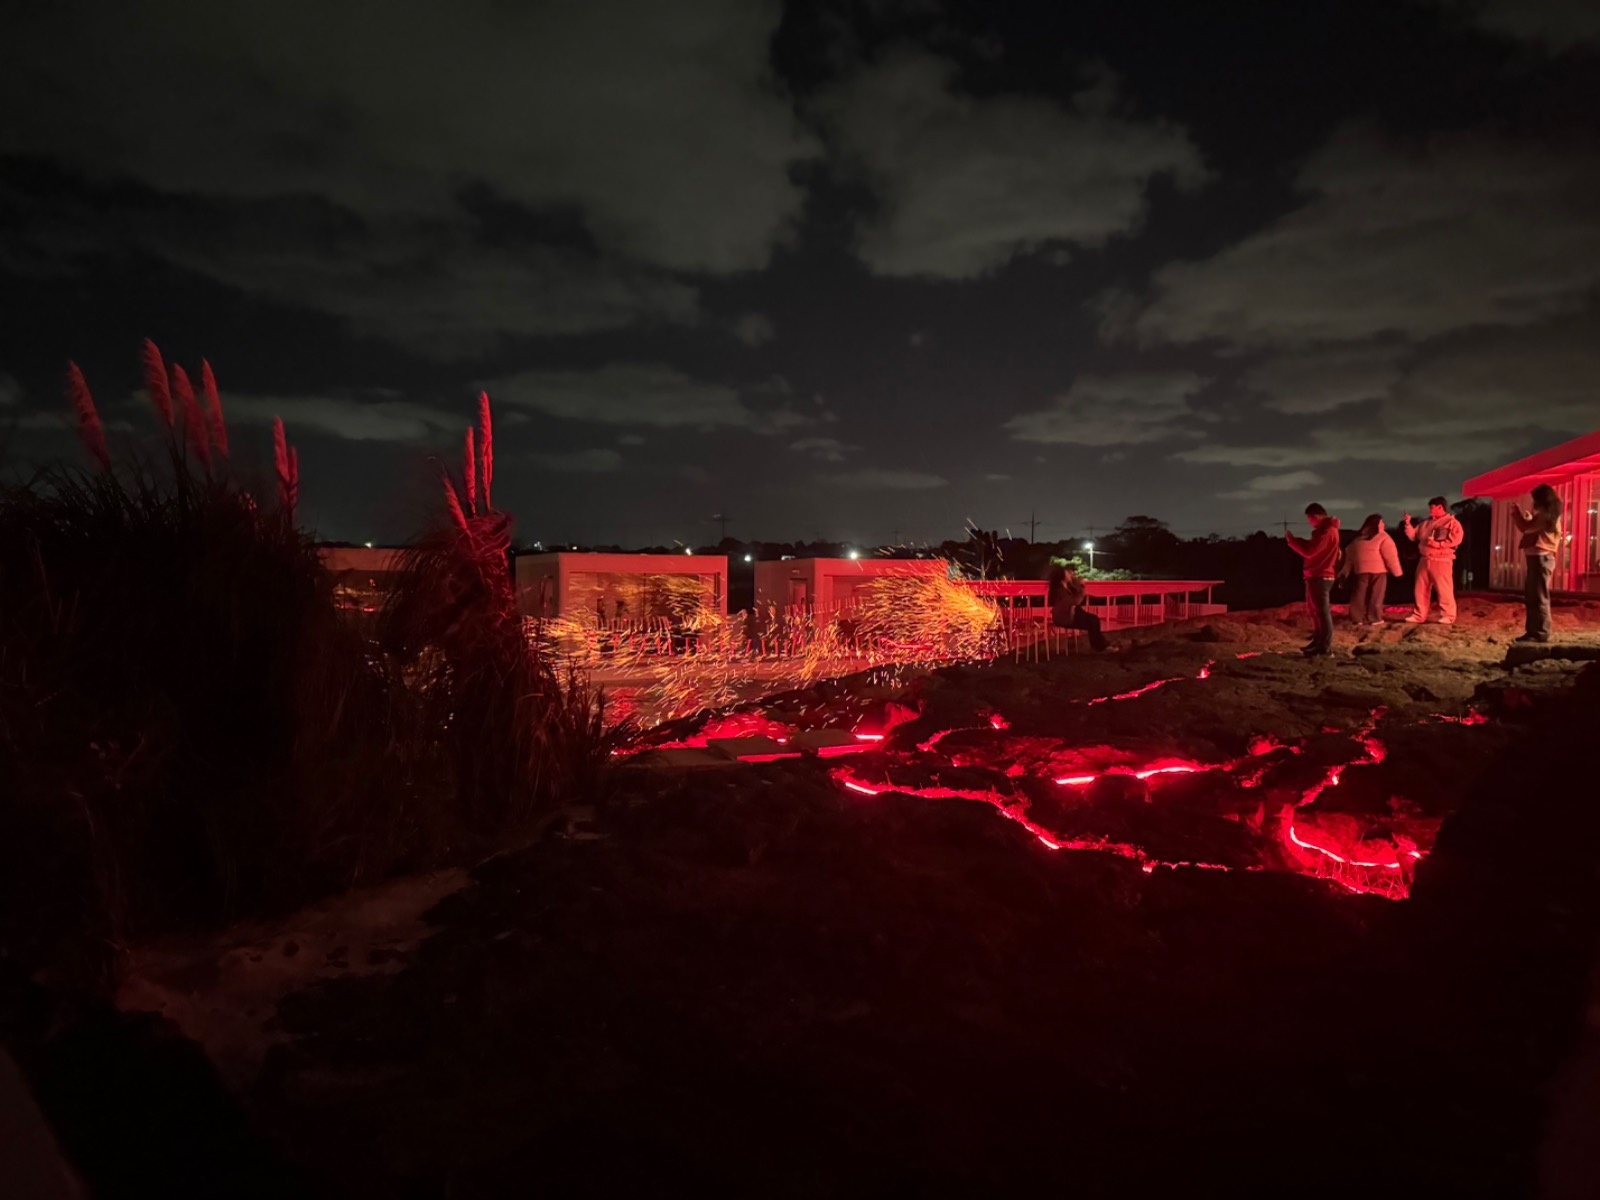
[379,396,621,829]
[2,356,619,997]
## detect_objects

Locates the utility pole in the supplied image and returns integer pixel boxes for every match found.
[710,509,729,542]
[1023,509,1045,542]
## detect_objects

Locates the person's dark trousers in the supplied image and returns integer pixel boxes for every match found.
[1304,577,1334,652]
[1069,606,1108,651]
[1054,606,1108,651]
[1347,573,1385,624]
[1525,553,1554,640]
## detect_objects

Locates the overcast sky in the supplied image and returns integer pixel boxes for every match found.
[2,0,1597,546]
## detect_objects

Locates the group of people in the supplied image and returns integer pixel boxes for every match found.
[1287,486,1566,657]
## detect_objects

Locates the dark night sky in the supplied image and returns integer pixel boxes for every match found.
[2,0,1597,547]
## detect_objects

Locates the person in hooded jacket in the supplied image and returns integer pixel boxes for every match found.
[1286,502,1341,657]
[1338,513,1402,626]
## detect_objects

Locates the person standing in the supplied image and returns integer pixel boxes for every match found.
[1047,563,1108,651]
[1339,513,1402,626]
[1510,485,1564,644]
[1286,503,1341,657]
[1402,496,1464,624]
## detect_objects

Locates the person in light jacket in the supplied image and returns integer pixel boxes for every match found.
[1402,496,1464,624]
[1286,502,1341,657]
[1338,513,1402,626]
[1510,484,1564,644]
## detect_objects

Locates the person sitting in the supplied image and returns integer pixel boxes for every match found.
[1047,563,1108,651]
[1338,513,1402,626]
[1401,496,1463,624]
[1509,484,1564,644]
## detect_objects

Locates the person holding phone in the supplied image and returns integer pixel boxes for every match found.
[1509,485,1564,643]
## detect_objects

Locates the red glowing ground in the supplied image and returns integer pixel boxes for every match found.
[645,650,1480,900]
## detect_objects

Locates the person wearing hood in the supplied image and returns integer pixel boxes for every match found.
[1402,496,1464,624]
[1286,503,1341,657]
[1337,513,1403,626]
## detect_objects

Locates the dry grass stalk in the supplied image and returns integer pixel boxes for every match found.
[171,363,211,469]
[200,359,229,458]
[443,474,470,534]
[464,427,478,515]
[141,338,174,428]
[478,391,494,510]
[65,362,110,471]
[272,417,298,520]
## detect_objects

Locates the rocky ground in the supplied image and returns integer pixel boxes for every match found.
[20,594,1600,1196]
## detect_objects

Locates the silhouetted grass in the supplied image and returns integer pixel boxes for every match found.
[0,355,614,997]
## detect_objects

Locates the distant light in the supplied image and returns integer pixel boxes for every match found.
[1083,541,1094,550]
[684,547,693,555]
[364,541,374,548]
[847,549,860,560]
[743,554,753,563]
[1494,545,1501,551]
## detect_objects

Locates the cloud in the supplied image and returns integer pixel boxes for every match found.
[1456,0,1600,48]
[223,393,471,443]
[822,468,948,490]
[789,436,859,462]
[1103,128,1600,349]
[0,0,819,276]
[1241,343,1407,415]
[529,448,623,473]
[983,472,1011,481]
[1004,371,1208,446]
[812,49,1206,278]
[732,313,776,346]
[1217,469,1325,502]
[1177,313,1600,473]
[617,434,646,446]
[488,363,808,431]
[144,211,703,360]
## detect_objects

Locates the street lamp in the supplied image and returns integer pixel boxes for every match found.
[743,553,753,563]
[1083,540,1095,571]
[847,549,860,560]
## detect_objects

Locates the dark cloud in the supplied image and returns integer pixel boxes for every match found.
[1004,371,1209,447]
[3,1,1598,543]
[822,468,947,490]
[812,48,1205,278]
[1457,0,1600,49]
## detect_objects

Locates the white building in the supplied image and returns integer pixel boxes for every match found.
[514,552,729,621]
[753,557,947,612]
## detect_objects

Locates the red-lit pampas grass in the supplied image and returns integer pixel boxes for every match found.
[200,360,228,458]
[478,391,493,511]
[273,416,298,521]
[171,364,211,468]
[65,362,111,471]
[464,427,478,516]
[142,338,174,428]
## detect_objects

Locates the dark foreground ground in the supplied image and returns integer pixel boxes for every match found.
[10,595,1600,1197]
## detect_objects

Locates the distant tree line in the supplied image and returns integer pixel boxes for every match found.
[494,501,1493,614]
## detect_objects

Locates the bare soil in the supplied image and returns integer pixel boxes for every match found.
[35,596,1600,1196]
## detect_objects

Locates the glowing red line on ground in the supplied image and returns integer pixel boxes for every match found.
[853,732,885,741]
